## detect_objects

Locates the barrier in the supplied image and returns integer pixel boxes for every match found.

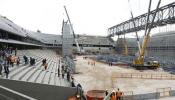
[112,73,175,80]
[156,87,171,97]
[103,87,175,100]
[122,91,134,100]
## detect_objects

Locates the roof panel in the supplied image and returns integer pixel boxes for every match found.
[0,16,26,37]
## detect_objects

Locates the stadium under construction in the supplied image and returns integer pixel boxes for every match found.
[0,0,175,100]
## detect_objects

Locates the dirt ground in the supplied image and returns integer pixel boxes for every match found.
[73,56,175,94]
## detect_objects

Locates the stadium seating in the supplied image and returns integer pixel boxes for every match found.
[1,49,70,87]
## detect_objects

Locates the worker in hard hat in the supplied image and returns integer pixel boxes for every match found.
[110,90,116,100]
[116,88,123,100]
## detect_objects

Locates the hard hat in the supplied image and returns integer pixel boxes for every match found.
[112,90,115,92]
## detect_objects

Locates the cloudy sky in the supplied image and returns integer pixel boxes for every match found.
[0,0,174,36]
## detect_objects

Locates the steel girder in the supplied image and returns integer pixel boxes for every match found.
[108,2,175,37]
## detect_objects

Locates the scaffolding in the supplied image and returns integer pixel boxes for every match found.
[62,21,73,57]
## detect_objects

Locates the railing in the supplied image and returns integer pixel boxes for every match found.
[104,87,174,100]
[157,87,171,98]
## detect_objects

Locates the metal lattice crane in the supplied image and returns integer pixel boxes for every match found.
[131,0,161,69]
[64,6,83,54]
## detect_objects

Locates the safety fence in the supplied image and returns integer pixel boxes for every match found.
[123,87,174,100]
[112,72,175,80]
[104,87,175,100]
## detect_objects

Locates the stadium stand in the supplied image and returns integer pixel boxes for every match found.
[0,50,70,87]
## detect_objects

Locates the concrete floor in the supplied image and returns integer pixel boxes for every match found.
[73,56,175,95]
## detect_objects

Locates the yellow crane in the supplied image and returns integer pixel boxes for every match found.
[131,0,161,69]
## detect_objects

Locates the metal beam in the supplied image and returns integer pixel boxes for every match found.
[108,2,175,37]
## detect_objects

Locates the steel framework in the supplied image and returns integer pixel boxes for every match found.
[108,2,175,37]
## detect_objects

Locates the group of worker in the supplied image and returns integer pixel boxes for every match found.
[107,88,123,100]
[88,61,95,66]
[7,55,18,67]
[0,47,19,78]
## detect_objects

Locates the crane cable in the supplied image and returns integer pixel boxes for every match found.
[144,0,152,36]
[127,0,141,55]
[64,6,81,53]
[64,6,76,38]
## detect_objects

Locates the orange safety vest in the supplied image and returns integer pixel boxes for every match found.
[11,56,16,63]
[68,96,76,100]
[110,93,116,100]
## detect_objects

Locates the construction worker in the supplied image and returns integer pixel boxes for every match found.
[15,48,17,56]
[10,55,16,67]
[116,88,123,100]
[16,57,20,66]
[110,90,116,100]
[68,96,76,100]
[58,67,60,77]
[4,60,9,78]
[44,63,48,70]
[0,60,2,75]
[105,89,108,96]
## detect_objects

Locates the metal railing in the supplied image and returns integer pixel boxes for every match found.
[112,73,175,80]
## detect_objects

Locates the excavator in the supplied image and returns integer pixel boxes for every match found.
[130,0,161,69]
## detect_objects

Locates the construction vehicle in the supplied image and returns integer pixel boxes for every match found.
[131,0,161,69]
[64,6,84,54]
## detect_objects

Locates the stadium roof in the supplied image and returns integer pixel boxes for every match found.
[0,15,112,45]
[0,15,26,37]
[0,39,42,46]
[0,15,62,44]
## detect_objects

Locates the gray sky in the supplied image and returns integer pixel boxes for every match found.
[0,0,174,36]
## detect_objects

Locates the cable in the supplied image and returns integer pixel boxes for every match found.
[127,0,141,55]
[144,0,152,36]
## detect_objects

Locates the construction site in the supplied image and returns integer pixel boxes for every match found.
[74,0,175,99]
[0,0,175,100]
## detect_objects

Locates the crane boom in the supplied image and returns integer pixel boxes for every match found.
[139,0,161,60]
[64,6,81,53]
[127,0,141,55]
[144,0,152,36]
[132,0,161,69]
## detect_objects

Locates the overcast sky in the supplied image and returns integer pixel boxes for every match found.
[0,0,174,36]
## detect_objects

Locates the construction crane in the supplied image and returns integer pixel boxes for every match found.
[131,0,161,69]
[64,6,84,54]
